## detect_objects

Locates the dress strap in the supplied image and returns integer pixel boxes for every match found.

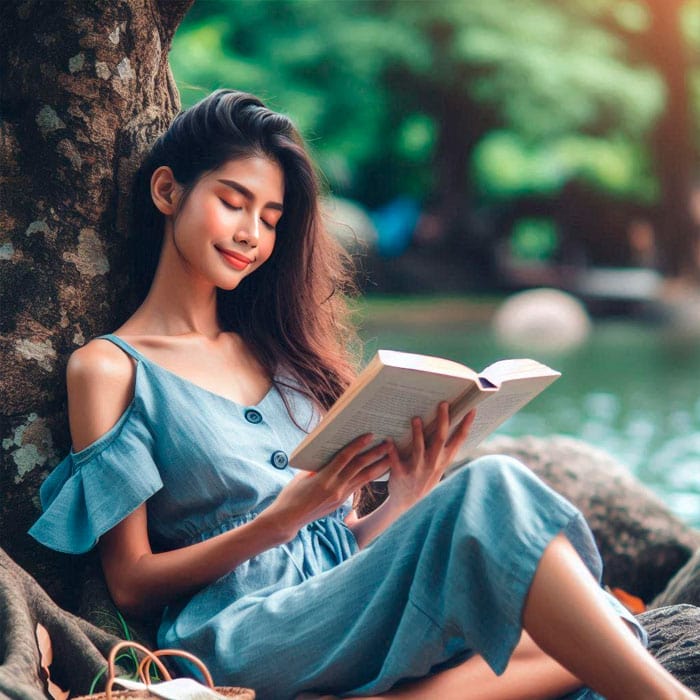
[97,334,148,363]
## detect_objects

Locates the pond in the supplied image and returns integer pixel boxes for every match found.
[358,296,700,528]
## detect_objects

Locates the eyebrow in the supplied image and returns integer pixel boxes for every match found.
[217,179,284,211]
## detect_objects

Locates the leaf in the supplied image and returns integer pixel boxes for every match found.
[610,586,647,615]
[35,623,70,700]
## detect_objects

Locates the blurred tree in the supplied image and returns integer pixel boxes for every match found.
[171,0,698,277]
[591,0,699,276]
[639,0,698,277]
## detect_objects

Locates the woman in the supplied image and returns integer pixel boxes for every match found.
[30,90,696,700]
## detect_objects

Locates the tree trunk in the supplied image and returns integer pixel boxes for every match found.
[431,91,477,241]
[0,0,192,609]
[642,0,698,277]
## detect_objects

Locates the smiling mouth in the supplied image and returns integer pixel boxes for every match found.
[217,248,253,270]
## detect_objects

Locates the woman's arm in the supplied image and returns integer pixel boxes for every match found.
[99,501,290,616]
[68,341,392,616]
[346,404,475,548]
[99,439,392,617]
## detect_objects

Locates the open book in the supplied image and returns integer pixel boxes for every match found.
[290,350,560,472]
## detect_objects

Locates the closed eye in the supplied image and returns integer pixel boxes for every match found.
[261,218,277,232]
[220,199,241,211]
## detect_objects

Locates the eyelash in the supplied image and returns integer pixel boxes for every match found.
[220,199,276,231]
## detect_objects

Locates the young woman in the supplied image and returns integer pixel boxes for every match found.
[30,90,696,700]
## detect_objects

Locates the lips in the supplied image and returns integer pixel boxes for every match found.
[217,247,253,270]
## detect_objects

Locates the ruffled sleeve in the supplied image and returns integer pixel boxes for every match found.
[28,405,163,554]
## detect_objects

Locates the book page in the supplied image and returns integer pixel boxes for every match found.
[291,365,475,470]
[480,358,561,384]
[451,373,560,466]
[378,349,477,379]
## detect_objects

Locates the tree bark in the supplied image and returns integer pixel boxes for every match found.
[0,0,193,609]
[641,0,698,277]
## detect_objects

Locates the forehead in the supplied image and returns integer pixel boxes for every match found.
[204,156,285,199]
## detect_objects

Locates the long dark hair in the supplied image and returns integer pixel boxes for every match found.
[130,90,360,410]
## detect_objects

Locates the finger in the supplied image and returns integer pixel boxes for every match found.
[344,439,393,478]
[426,403,450,461]
[379,440,403,475]
[325,439,391,487]
[444,409,476,456]
[326,433,376,472]
[433,402,451,444]
[410,417,425,461]
[351,454,393,489]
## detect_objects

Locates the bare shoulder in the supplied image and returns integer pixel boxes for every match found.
[67,338,135,392]
[67,338,137,452]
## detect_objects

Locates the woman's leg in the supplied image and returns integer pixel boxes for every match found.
[297,631,582,700]
[521,533,696,700]
[378,534,697,700]
[381,632,581,700]
[298,536,697,700]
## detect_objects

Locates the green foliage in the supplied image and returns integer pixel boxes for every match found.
[170,0,696,209]
[472,130,657,199]
[509,218,560,261]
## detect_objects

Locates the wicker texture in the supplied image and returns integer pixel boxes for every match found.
[73,641,255,699]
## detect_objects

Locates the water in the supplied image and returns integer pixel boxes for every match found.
[358,298,700,527]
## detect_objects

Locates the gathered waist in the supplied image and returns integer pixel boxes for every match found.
[177,505,351,548]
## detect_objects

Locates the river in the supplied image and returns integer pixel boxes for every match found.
[358,296,700,527]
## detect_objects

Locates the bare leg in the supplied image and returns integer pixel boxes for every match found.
[297,534,698,700]
[522,533,697,700]
[296,631,582,700]
[299,535,698,700]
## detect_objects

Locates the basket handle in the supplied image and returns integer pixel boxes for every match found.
[138,648,215,689]
[104,641,215,699]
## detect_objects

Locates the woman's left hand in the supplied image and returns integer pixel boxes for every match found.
[385,403,476,509]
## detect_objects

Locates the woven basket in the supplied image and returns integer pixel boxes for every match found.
[73,641,255,699]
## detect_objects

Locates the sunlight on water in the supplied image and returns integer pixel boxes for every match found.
[360,308,700,527]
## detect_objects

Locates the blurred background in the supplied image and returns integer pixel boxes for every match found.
[170,0,700,525]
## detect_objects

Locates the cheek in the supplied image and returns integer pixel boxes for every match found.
[260,233,277,262]
[201,202,225,232]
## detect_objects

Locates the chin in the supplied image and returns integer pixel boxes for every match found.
[218,280,243,292]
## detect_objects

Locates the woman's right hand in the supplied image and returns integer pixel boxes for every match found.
[264,434,392,541]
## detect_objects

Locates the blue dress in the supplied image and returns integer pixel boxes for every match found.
[29,334,644,700]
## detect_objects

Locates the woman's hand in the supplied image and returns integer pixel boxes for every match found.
[265,434,393,541]
[385,403,476,510]
[345,405,476,548]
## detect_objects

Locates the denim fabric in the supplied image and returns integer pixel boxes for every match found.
[30,334,645,700]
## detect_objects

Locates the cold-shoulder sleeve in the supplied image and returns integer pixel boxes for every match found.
[28,405,163,554]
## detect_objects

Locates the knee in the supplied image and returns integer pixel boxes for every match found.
[455,454,535,489]
[446,454,562,513]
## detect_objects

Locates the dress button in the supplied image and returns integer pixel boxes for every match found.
[271,450,289,469]
[244,408,263,424]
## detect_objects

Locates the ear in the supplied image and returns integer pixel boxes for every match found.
[150,166,182,215]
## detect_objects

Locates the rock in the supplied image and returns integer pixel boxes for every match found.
[321,196,378,253]
[653,547,700,608]
[492,288,591,353]
[638,605,700,694]
[470,435,700,602]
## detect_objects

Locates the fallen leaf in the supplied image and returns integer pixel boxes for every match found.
[35,623,70,700]
[610,587,646,615]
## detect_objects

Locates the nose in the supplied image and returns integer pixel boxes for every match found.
[233,212,259,247]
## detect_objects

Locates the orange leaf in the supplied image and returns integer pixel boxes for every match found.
[610,587,646,615]
[35,623,70,700]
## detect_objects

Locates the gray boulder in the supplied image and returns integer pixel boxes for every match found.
[470,435,700,602]
[639,605,700,694]
[653,547,700,608]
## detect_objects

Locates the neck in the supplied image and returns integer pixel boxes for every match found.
[128,235,223,339]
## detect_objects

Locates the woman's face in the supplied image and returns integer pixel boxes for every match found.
[169,156,285,291]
